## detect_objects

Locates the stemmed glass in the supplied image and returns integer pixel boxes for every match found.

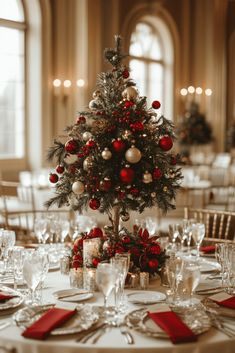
[96,263,118,319]
[181,259,201,306]
[59,220,70,243]
[34,218,48,244]
[192,222,205,258]
[165,256,183,305]
[182,219,195,254]
[111,257,128,313]
[168,223,180,249]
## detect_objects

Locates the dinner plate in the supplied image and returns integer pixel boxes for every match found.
[199,261,221,273]
[125,305,211,338]
[53,289,93,302]
[0,287,24,311]
[196,282,222,295]
[127,291,166,304]
[13,304,99,335]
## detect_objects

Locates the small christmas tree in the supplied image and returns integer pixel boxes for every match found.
[46,35,182,238]
[177,101,213,146]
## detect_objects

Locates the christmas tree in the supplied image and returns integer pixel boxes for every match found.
[46,35,182,238]
[177,101,213,146]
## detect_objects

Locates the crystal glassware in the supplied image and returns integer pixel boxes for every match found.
[181,258,201,306]
[192,222,205,258]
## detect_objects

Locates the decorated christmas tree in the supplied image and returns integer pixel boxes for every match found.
[177,101,213,146]
[46,35,182,240]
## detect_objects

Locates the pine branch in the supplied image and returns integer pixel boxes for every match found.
[47,140,65,163]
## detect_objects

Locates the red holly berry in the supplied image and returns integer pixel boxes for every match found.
[148,258,159,269]
[56,165,64,174]
[159,136,173,151]
[122,69,130,79]
[92,257,100,267]
[120,167,135,184]
[49,173,58,183]
[153,167,162,180]
[124,100,134,109]
[65,139,77,153]
[148,244,161,255]
[130,187,140,197]
[89,198,100,210]
[112,139,125,153]
[152,100,161,109]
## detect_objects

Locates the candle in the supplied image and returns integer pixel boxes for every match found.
[83,238,101,268]
[83,268,97,291]
[140,272,149,290]
[69,268,83,288]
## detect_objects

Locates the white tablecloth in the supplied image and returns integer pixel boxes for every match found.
[0,269,234,353]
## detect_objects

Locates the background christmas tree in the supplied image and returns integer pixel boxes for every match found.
[177,101,213,146]
[46,35,182,238]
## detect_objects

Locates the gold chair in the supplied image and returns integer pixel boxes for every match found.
[184,207,235,243]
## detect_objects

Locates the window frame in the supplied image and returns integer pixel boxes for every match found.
[0,2,27,170]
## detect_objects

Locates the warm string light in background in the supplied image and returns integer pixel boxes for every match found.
[52,78,85,100]
[180,85,213,113]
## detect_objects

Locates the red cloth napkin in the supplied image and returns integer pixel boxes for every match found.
[22,307,76,340]
[0,294,15,302]
[148,311,197,344]
[200,245,216,254]
[213,296,235,309]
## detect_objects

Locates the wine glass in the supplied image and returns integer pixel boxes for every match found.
[192,223,205,258]
[168,223,180,249]
[96,263,118,319]
[110,257,128,313]
[59,220,70,242]
[182,219,195,254]
[23,251,44,305]
[165,256,183,304]
[34,218,48,244]
[181,259,201,306]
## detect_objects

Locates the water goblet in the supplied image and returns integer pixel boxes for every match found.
[192,222,205,258]
[96,263,118,320]
[181,259,201,306]
[34,218,48,244]
[168,223,180,249]
[59,220,70,243]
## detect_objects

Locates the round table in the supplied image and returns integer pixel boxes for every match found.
[0,265,234,353]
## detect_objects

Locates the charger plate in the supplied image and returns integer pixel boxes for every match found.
[0,287,24,311]
[125,304,211,339]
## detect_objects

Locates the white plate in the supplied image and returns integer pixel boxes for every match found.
[127,291,166,304]
[196,281,222,295]
[53,289,93,302]
[0,287,24,310]
[199,261,221,273]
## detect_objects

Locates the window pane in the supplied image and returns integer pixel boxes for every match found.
[0,26,24,158]
[149,63,164,113]
[129,59,146,97]
[0,0,24,22]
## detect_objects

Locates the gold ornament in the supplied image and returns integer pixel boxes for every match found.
[120,212,130,222]
[72,181,85,195]
[82,131,92,141]
[151,192,156,197]
[125,145,142,164]
[163,186,168,192]
[101,148,112,160]
[122,86,138,100]
[123,130,132,139]
[92,90,101,99]
[83,156,93,171]
[143,171,153,184]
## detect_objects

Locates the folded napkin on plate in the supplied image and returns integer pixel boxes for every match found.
[209,292,235,309]
[0,293,16,302]
[200,245,215,254]
[148,306,197,344]
[22,307,76,340]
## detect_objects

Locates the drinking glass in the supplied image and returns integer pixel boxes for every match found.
[181,259,201,306]
[192,222,205,258]
[34,218,48,244]
[23,251,44,305]
[96,263,118,318]
[168,223,180,249]
[59,220,70,242]
[165,256,183,305]
[111,257,128,313]
[0,230,16,272]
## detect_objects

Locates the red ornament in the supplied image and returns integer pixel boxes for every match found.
[89,198,100,210]
[99,179,112,191]
[130,187,140,197]
[90,227,103,238]
[124,100,134,109]
[65,139,77,153]
[112,139,125,153]
[159,136,173,151]
[120,167,135,184]
[153,167,162,180]
[122,69,130,79]
[130,121,144,131]
[76,116,86,124]
[56,165,64,174]
[152,100,161,109]
[148,258,159,269]
[49,173,58,183]
[92,257,100,267]
[86,140,96,148]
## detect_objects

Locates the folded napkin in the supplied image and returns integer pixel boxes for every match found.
[200,245,215,254]
[22,307,76,340]
[210,292,235,309]
[148,308,197,344]
[0,293,16,302]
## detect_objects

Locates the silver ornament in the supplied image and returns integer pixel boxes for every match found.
[89,99,98,110]
[125,145,142,164]
[72,181,85,195]
[82,131,92,141]
[92,90,101,99]
[83,156,93,171]
[143,171,153,184]
[122,86,138,100]
[101,148,112,160]
[120,212,130,222]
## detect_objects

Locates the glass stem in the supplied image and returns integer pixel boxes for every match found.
[197,244,200,258]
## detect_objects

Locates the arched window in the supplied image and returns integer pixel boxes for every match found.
[0,0,26,159]
[129,16,174,119]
